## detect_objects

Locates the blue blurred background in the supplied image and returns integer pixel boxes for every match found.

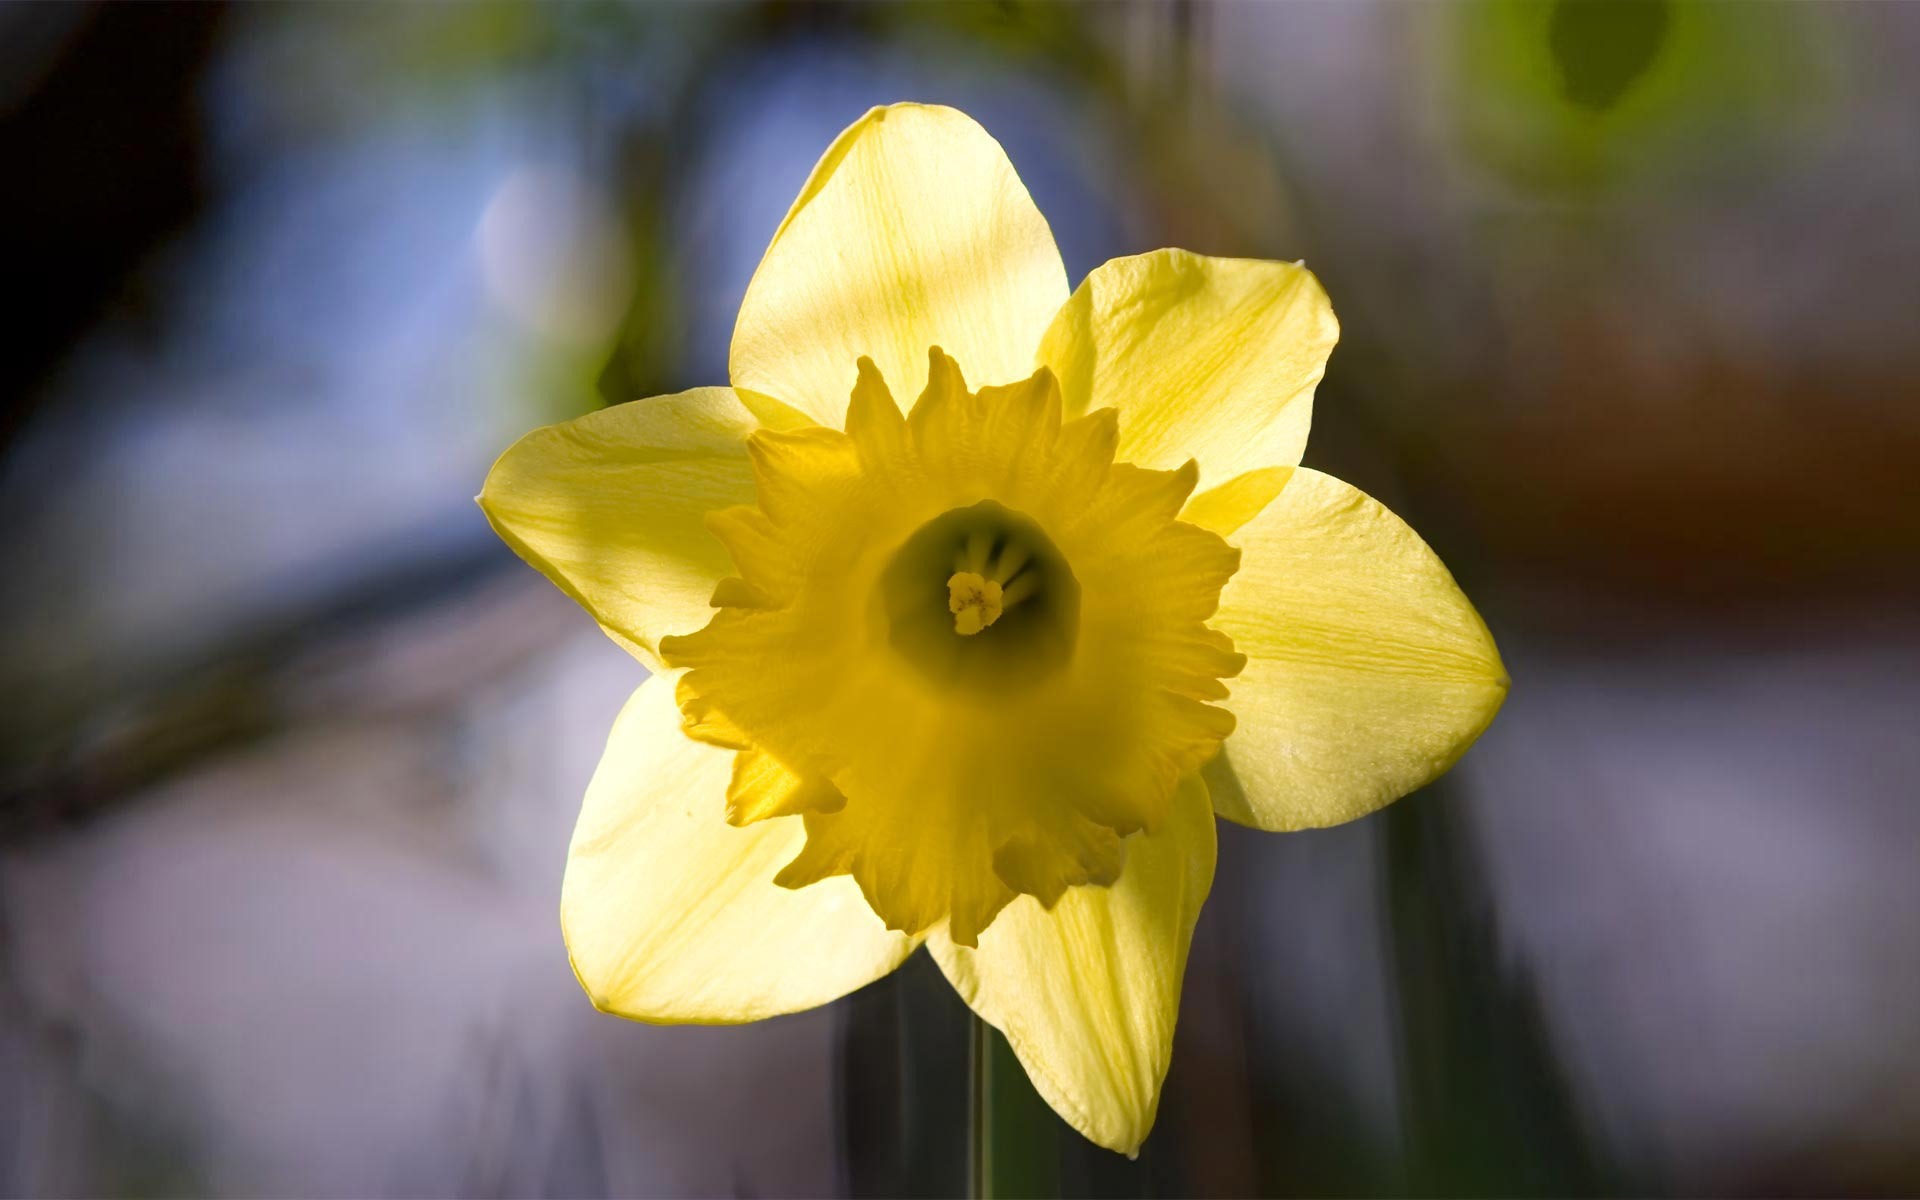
[3,2,1918,1196]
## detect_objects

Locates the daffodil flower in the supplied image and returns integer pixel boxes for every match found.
[480,103,1507,1156]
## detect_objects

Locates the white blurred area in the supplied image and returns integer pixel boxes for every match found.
[478,167,633,349]
[1460,614,1920,1190]
[2,578,846,1196]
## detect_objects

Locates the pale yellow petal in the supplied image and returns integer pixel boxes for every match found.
[1180,466,1295,537]
[478,388,760,668]
[929,774,1217,1157]
[562,673,919,1024]
[1210,469,1508,831]
[1037,250,1336,488]
[724,747,845,827]
[730,103,1069,428]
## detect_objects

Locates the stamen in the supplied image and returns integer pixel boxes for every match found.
[960,531,994,576]
[1000,571,1039,607]
[947,571,1004,636]
[990,543,1030,584]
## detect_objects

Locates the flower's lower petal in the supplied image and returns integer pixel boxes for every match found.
[730,104,1069,428]
[1037,250,1336,489]
[1211,469,1508,831]
[479,388,761,668]
[929,773,1217,1157]
[562,674,919,1024]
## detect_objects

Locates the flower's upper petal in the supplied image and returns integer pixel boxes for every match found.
[730,103,1069,428]
[928,772,1216,1157]
[478,388,761,668]
[1037,250,1336,489]
[1210,469,1507,831]
[562,673,919,1024]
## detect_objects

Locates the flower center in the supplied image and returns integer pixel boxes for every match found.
[662,351,1246,944]
[878,499,1079,694]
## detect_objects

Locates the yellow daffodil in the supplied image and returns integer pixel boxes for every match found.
[480,103,1507,1156]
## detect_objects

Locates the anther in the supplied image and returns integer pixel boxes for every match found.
[947,571,1004,636]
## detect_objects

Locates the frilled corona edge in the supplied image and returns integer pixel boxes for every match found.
[663,350,1244,947]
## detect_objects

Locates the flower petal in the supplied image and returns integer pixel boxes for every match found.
[478,388,760,668]
[1180,466,1295,537]
[928,773,1217,1157]
[730,103,1069,428]
[562,673,919,1023]
[1037,250,1337,488]
[1210,469,1508,831]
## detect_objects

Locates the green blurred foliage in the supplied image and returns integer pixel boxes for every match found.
[1452,0,1830,189]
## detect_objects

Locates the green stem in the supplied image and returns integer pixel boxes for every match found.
[969,1011,993,1200]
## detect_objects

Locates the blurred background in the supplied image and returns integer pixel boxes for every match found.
[3,1,1917,1196]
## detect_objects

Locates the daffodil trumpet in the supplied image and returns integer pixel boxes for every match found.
[480,102,1507,1156]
